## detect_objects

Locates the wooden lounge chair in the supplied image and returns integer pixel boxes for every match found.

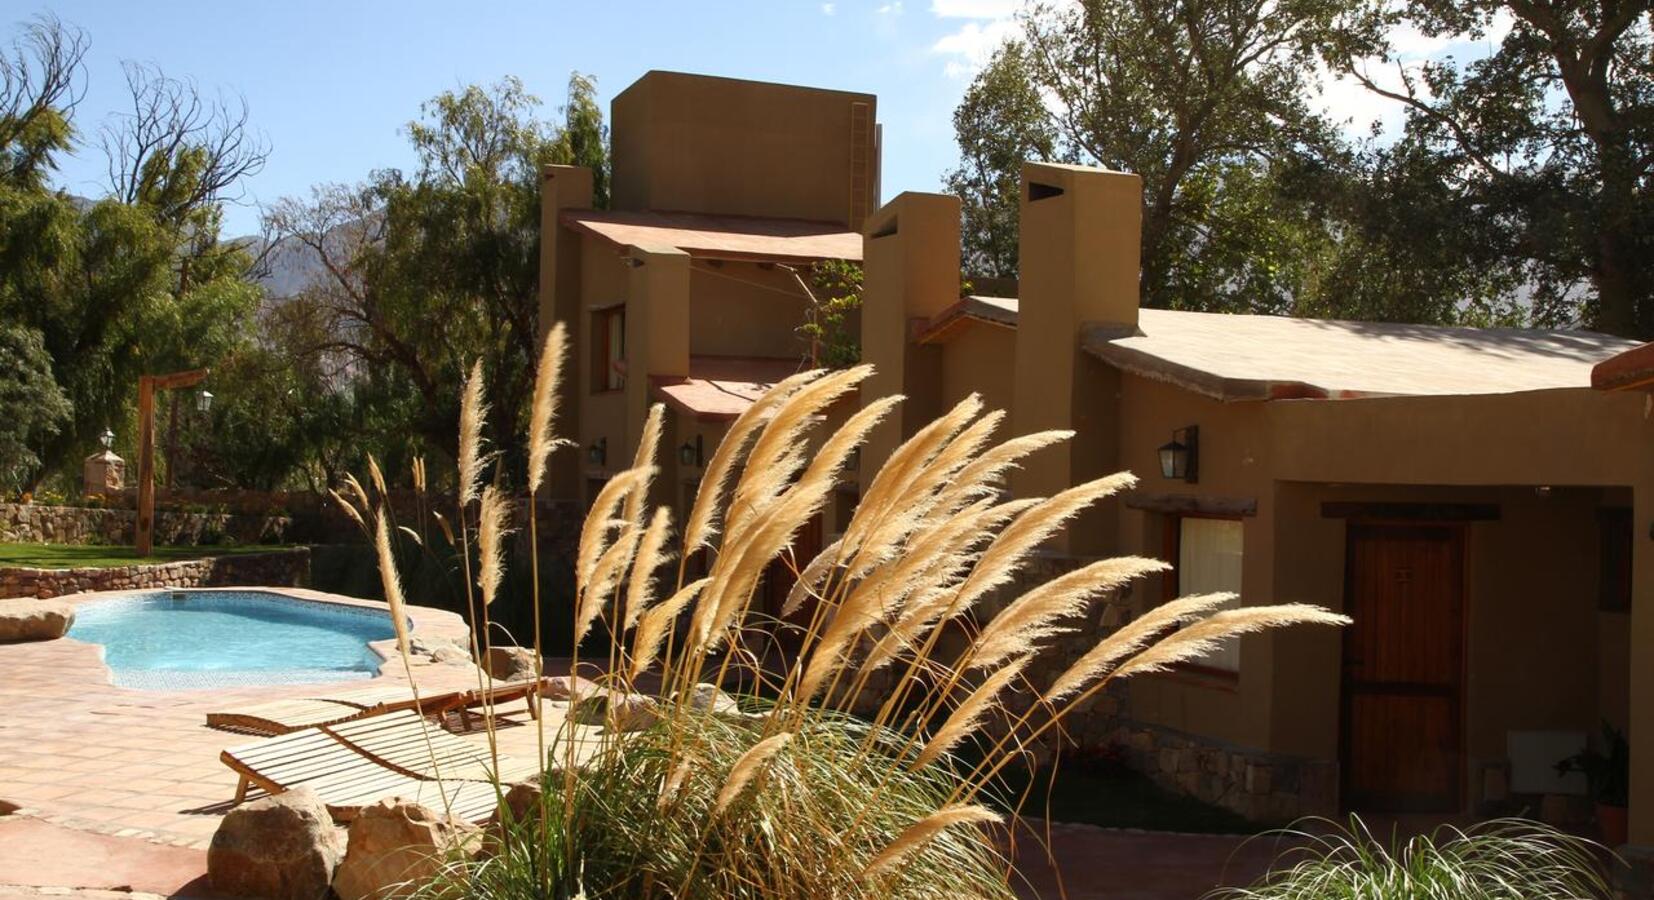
[323,710,544,784]
[206,677,548,736]
[220,712,526,822]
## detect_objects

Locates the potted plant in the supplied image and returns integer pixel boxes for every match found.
[1556,723,1630,845]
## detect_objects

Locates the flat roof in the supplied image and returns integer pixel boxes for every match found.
[960,297,1638,400]
[651,356,807,421]
[562,209,862,264]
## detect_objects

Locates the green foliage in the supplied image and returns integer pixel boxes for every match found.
[945,43,1057,279]
[263,74,612,487]
[1321,0,1654,336]
[0,324,71,494]
[0,15,262,491]
[798,259,864,368]
[1556,723,1631,807]
[1209,816,1613,899]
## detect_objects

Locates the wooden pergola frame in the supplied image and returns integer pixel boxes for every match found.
[135,368,208,556]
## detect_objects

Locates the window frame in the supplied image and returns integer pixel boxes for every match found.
[1161,512,1246,681]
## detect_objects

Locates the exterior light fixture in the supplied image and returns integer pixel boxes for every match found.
[678,435,704,468]
[100,427,116,450]
[197,390,214,413]
[1158,426,1199,483]
[587,437,607,467]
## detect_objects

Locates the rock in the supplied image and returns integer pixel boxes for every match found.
[544,675,602,701]
[0,599,74,643]
[333,799,481,900]
[429,645,472,666]
[208,788,343,900]
[685,683,741,715]
[573,692,659,731]
[484,645,539,681]
[607,693,661,731]
[482,780,546,856]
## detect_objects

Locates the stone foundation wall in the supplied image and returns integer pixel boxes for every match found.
[0,548,311,600]
[1100,715,1338,822]
[0,503,293,546]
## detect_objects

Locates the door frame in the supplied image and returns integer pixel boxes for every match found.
[1337,518,1470,813]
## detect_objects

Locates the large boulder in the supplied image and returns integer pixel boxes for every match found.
[484,645,539,681]
[208,788,342,900]
[686,683,741,715]
[333,799,481,900]
[544,674,602,702]
[0,599,74,643]
[481,780,545,857]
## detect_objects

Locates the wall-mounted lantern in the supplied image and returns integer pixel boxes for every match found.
[197,390,214,413]
[678,434,704,468]
[1158,426,1199,483]
[587,437,607,467]
[100,427,116,450]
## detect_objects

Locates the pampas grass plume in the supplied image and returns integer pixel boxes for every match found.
[527,323,568,495]
[862,805,1002,879]
[713,732,793,815]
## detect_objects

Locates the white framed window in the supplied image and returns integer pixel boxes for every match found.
[1173,516,1244,672]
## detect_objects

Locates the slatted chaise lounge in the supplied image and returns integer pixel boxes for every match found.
[205,677,549,735]
[219,709,535,822]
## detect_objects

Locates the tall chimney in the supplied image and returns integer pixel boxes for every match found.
[1011,162,1142,554]
[538,164,594,501]
[858,192,961,487]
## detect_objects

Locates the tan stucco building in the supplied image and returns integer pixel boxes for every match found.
[542,70,1654,848]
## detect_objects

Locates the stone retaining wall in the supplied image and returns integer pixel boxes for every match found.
[0,503,293,546]
[0,548,311,600]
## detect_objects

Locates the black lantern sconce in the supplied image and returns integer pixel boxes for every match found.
[678,434,704,468]
[1158,426,1199,483]
[587,436,607,467]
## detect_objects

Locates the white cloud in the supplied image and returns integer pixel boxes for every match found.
[821,2,836,14]
[930,16,1020,78]
[878,1,905,14]
[930,0,1020,16]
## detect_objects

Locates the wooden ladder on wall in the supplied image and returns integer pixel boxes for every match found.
[849,101,873,230]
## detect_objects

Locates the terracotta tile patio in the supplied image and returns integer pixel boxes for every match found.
[0,588,581,850]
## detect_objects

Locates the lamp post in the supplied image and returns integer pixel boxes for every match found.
[136,368,208,556]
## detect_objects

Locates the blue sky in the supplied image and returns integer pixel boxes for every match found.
[32,0,1025,236]
[29,1,1497,237]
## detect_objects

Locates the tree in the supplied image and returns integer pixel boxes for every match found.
[945,44,1057,279]
[0,13,84,190]
[265,75,613,485]
[0,15,261,491]
[1325,0,1654,337]
[0,324,71,495]
[1007,0,1349,311]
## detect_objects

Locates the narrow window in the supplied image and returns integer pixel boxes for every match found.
[591,307,626,393]
[1166,516,1244,672]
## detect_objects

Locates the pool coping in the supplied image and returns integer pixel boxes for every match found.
[52,586,472,684]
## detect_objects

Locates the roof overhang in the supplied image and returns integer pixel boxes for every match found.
[1592,341,1654,392]
[914,296,1019,345]
[650,356,805,422]
[562,209,862,265]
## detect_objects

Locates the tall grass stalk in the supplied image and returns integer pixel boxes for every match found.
[354,339,1349,899]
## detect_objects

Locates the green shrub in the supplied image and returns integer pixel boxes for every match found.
[1210,816,1614,900]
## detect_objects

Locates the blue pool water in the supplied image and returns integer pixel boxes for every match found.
[68,590,401,690]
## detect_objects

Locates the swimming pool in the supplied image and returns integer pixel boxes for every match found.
[68,590,402,690]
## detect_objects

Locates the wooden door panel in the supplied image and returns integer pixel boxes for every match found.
[1341,523,1465,813]
[1344,693,1458,810]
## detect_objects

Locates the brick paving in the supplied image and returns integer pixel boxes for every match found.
[0,588,526,850]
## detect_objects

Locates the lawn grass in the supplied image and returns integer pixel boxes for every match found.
[0,542,296,569]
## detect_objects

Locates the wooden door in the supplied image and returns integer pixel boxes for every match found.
[1340,522,1466,812]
